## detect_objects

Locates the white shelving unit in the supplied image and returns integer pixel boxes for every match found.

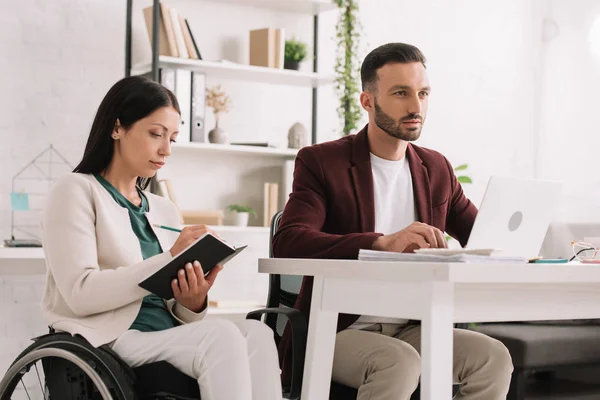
[125,0,337,307]
[132,57,334,88]
[172,142,298,158]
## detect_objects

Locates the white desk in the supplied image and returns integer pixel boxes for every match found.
[0,247,45,274]
[259,258,600,400]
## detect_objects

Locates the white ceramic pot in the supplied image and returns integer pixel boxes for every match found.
[232,212,249,227]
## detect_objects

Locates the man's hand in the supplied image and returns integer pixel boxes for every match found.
[372,222,448,253]
[172,261,222,313]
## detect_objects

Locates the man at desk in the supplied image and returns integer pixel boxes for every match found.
[273,42,513,400]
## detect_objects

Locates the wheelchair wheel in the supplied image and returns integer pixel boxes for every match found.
[0,333,135,400]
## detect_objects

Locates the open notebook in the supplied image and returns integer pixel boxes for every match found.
[139,233,247,299]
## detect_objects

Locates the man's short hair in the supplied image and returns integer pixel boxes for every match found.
[360,43,427,91]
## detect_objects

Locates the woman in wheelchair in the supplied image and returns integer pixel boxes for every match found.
[39,76,282,400]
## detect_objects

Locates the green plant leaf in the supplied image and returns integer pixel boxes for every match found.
[454,164,468,171]
[284,38,307,62]
[457,176,472,184]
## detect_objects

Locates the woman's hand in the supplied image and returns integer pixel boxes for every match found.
[170,225,217,257]
[172,261,223,313]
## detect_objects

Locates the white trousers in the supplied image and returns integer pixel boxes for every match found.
[110,319,282,400]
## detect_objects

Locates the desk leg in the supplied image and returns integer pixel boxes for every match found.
[302,276,338,399]
[421,282,454,400]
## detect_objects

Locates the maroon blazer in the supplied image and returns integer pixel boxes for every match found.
[272,125,478,383]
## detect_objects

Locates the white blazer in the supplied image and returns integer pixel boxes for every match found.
[41,173,206,347]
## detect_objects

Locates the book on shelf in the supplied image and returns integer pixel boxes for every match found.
[275,28,285,69]
[169,8,189,59]
[185,19,202,60]
[263,182,279,227]
[180,16,199,60]
[142,3,202,60]
[250,28,276,68]
[249,27,285,68]
[142,5,172,57]
[161,3,178,57]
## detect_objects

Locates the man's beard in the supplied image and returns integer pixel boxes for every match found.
[374,98,423,141]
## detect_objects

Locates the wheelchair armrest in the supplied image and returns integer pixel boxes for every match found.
[247,307,306,400]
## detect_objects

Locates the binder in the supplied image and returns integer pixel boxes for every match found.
[159,68,176,92]
[191,72,207,143]
[174,69,192,143]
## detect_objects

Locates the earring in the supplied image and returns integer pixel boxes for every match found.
[112,135,118,139]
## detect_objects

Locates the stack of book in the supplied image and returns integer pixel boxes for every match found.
[143,3,202,60]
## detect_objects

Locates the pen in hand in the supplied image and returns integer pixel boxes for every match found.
[152,224,182,233]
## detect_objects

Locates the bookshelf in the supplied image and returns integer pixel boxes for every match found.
[125,0,337,145]
[123,0,335,307]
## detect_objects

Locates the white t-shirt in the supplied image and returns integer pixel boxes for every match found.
[348,153,417,329]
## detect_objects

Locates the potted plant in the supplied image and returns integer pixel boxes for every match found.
[226,204,256,227]
[205,84,232,144]
[284,37,307,71]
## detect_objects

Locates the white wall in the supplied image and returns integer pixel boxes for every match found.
[352,0,541,205]
[537,0,600,221]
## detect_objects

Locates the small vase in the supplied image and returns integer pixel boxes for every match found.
[232,212,249,227]
[284,60,300,71]
[208,123,227,144]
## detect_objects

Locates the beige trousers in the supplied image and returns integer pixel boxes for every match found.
[332,324,513,400]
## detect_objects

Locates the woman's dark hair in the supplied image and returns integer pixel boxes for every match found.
[73,75,180,190]
[360,42,427,92]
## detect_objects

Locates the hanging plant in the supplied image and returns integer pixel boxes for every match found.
[335,0,362,136]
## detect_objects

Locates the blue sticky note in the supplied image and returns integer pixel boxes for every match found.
[10,192,29,211]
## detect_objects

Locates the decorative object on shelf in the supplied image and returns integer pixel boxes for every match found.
[7,145,73,246]
[226,204,256,227]
[284,37,307,71]
[335,0,363,136]
[205,84,232,144]
[287,122,308,149]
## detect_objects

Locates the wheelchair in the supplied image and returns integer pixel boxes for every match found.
[0,329,200,400]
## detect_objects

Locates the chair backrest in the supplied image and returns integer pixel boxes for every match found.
[265,211,304,343]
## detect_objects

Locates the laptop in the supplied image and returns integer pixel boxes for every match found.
[464,176,562,258]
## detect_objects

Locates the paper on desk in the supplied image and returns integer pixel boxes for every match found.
[358,249,528,264]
